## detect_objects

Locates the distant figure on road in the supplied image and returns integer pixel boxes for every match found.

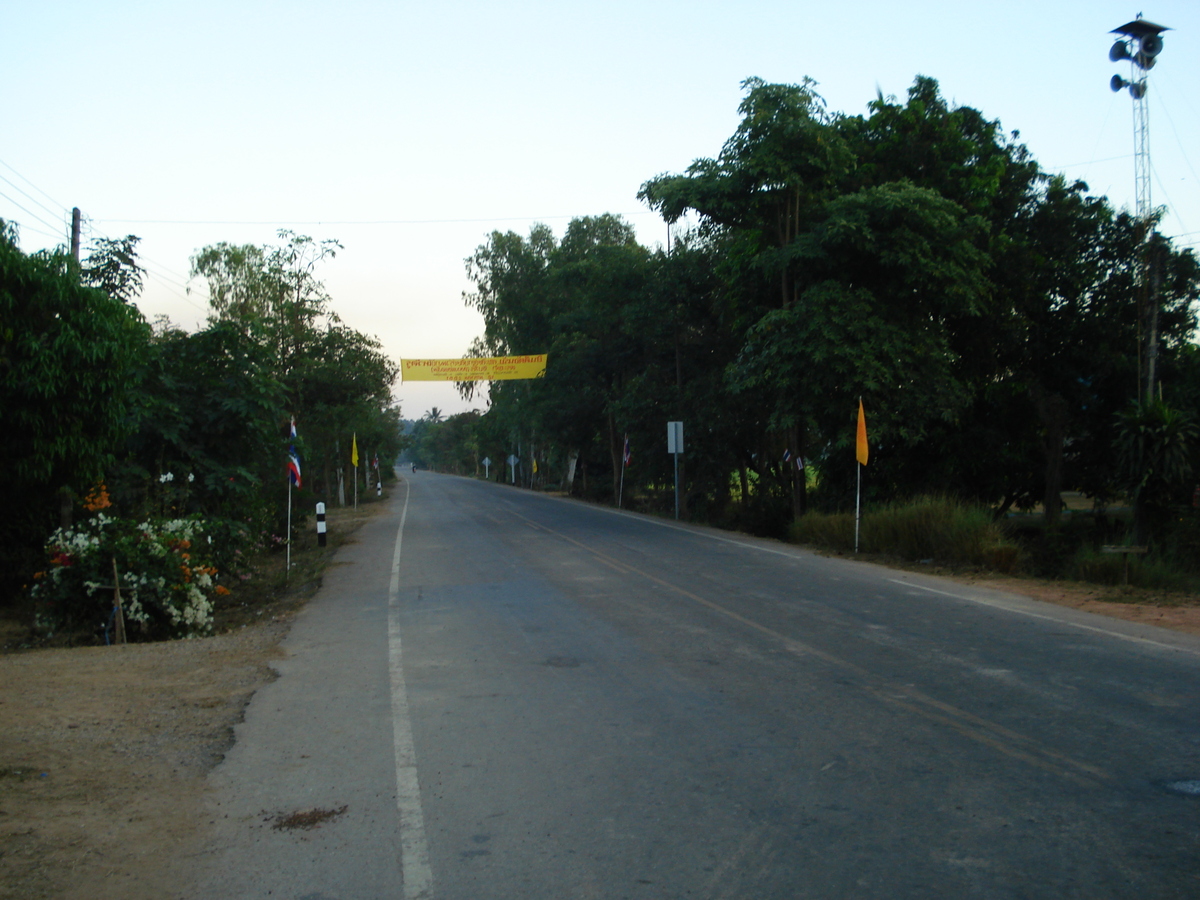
[411,463,416,473]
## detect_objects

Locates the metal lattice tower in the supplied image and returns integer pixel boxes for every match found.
[1109,16,1169,403]
[1131,60,1151,223]
[1109,16,1168,222]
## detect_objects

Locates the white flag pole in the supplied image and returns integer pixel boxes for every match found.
[855,462,862,555]
[287,477,293,574]
[618,434,626,508]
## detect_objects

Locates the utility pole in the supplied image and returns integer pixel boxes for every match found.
[70,207,81,263]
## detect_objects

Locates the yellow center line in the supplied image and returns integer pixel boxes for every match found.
[515,510,1111,788]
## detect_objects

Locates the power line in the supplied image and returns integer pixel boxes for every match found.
[2,218,65,246]
[0,171,69,225]
[93,211,660,227]
[1046,153,1134,170]
[0,189,66,239]
[0,157,67,212]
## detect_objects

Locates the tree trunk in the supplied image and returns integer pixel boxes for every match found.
[58,487,73,530]
[1032,387,1069,530]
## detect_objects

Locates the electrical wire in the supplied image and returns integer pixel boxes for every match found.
[0,156,67,212]
[93,211,659,227]
[0,189,67,239]
[0,171,69,224]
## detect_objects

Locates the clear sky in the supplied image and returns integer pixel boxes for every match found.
[4,2,1198,418]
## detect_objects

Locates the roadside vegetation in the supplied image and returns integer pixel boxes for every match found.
[406,76,1200,597]
[789,495,1200,595]
[1,224,405,644]
[7,74,1200,636]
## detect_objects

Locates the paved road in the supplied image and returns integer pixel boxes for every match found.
[194,471,1200,899]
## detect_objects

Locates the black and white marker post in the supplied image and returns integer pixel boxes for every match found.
[316,501,327,547]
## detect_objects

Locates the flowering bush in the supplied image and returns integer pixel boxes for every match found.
[30,514,227,640]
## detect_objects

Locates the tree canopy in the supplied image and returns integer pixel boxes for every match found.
[430,76,1199,549]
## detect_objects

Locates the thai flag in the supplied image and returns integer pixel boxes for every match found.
[288,417,301,487]
[782,449,792,463]
[288,450,302,488]
[623,435,632,467]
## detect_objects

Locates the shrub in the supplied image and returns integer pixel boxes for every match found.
[29,513,230,641]
[790,495,1012,567]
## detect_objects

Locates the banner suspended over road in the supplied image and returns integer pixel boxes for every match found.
[400,355,548,383]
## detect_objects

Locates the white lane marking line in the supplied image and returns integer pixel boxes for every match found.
[389,480,434,899]
[889,578,1200,656]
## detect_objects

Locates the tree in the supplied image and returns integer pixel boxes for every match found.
[82,234,145,303]
[0,220,148,600]
[1116,399,1198,543]
[190,232,397,501]
[728,182,991,507]
[113,321,287,522]
[0,221,148,492]
[640,77,854,309]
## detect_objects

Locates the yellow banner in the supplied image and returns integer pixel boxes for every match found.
[400,355,548,383]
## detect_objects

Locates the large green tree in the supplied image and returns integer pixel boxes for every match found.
[190,232,399,502]
[0,221,149,599]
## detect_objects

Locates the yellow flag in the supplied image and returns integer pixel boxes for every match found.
[352,433,359,467]
[856,399,869,466]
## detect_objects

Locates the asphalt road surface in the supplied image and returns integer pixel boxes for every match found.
[193,470,1200,899]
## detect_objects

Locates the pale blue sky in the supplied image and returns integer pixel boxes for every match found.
[3,1,1198,417]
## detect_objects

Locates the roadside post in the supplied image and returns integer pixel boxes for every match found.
[483,456,491,479]
[316,502,327,547]
[667,421,684,520]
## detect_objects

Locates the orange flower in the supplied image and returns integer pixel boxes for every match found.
[83,483,112,512]
[214,585,231,596]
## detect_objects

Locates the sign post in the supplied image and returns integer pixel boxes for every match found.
[667,421,684,520]
[482,456,491,479]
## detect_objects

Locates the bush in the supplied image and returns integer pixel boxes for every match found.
[29,513,232,641]
[790,495,1013,567]
[1067,546,1200,592]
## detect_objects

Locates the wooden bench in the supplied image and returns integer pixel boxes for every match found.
[1101,545,1149,585]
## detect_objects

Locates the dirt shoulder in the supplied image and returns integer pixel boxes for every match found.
[942,571,1200,637]
[1,496,1196,899]
[0,623,288,900]
[0,497,387,900]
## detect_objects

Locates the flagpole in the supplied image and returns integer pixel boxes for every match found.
[352,432,359,509]
[287,478,293,574]
[287,416,298,577]
[855,462,861,555]
[854,397,867,555]
[618,433,626,508]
